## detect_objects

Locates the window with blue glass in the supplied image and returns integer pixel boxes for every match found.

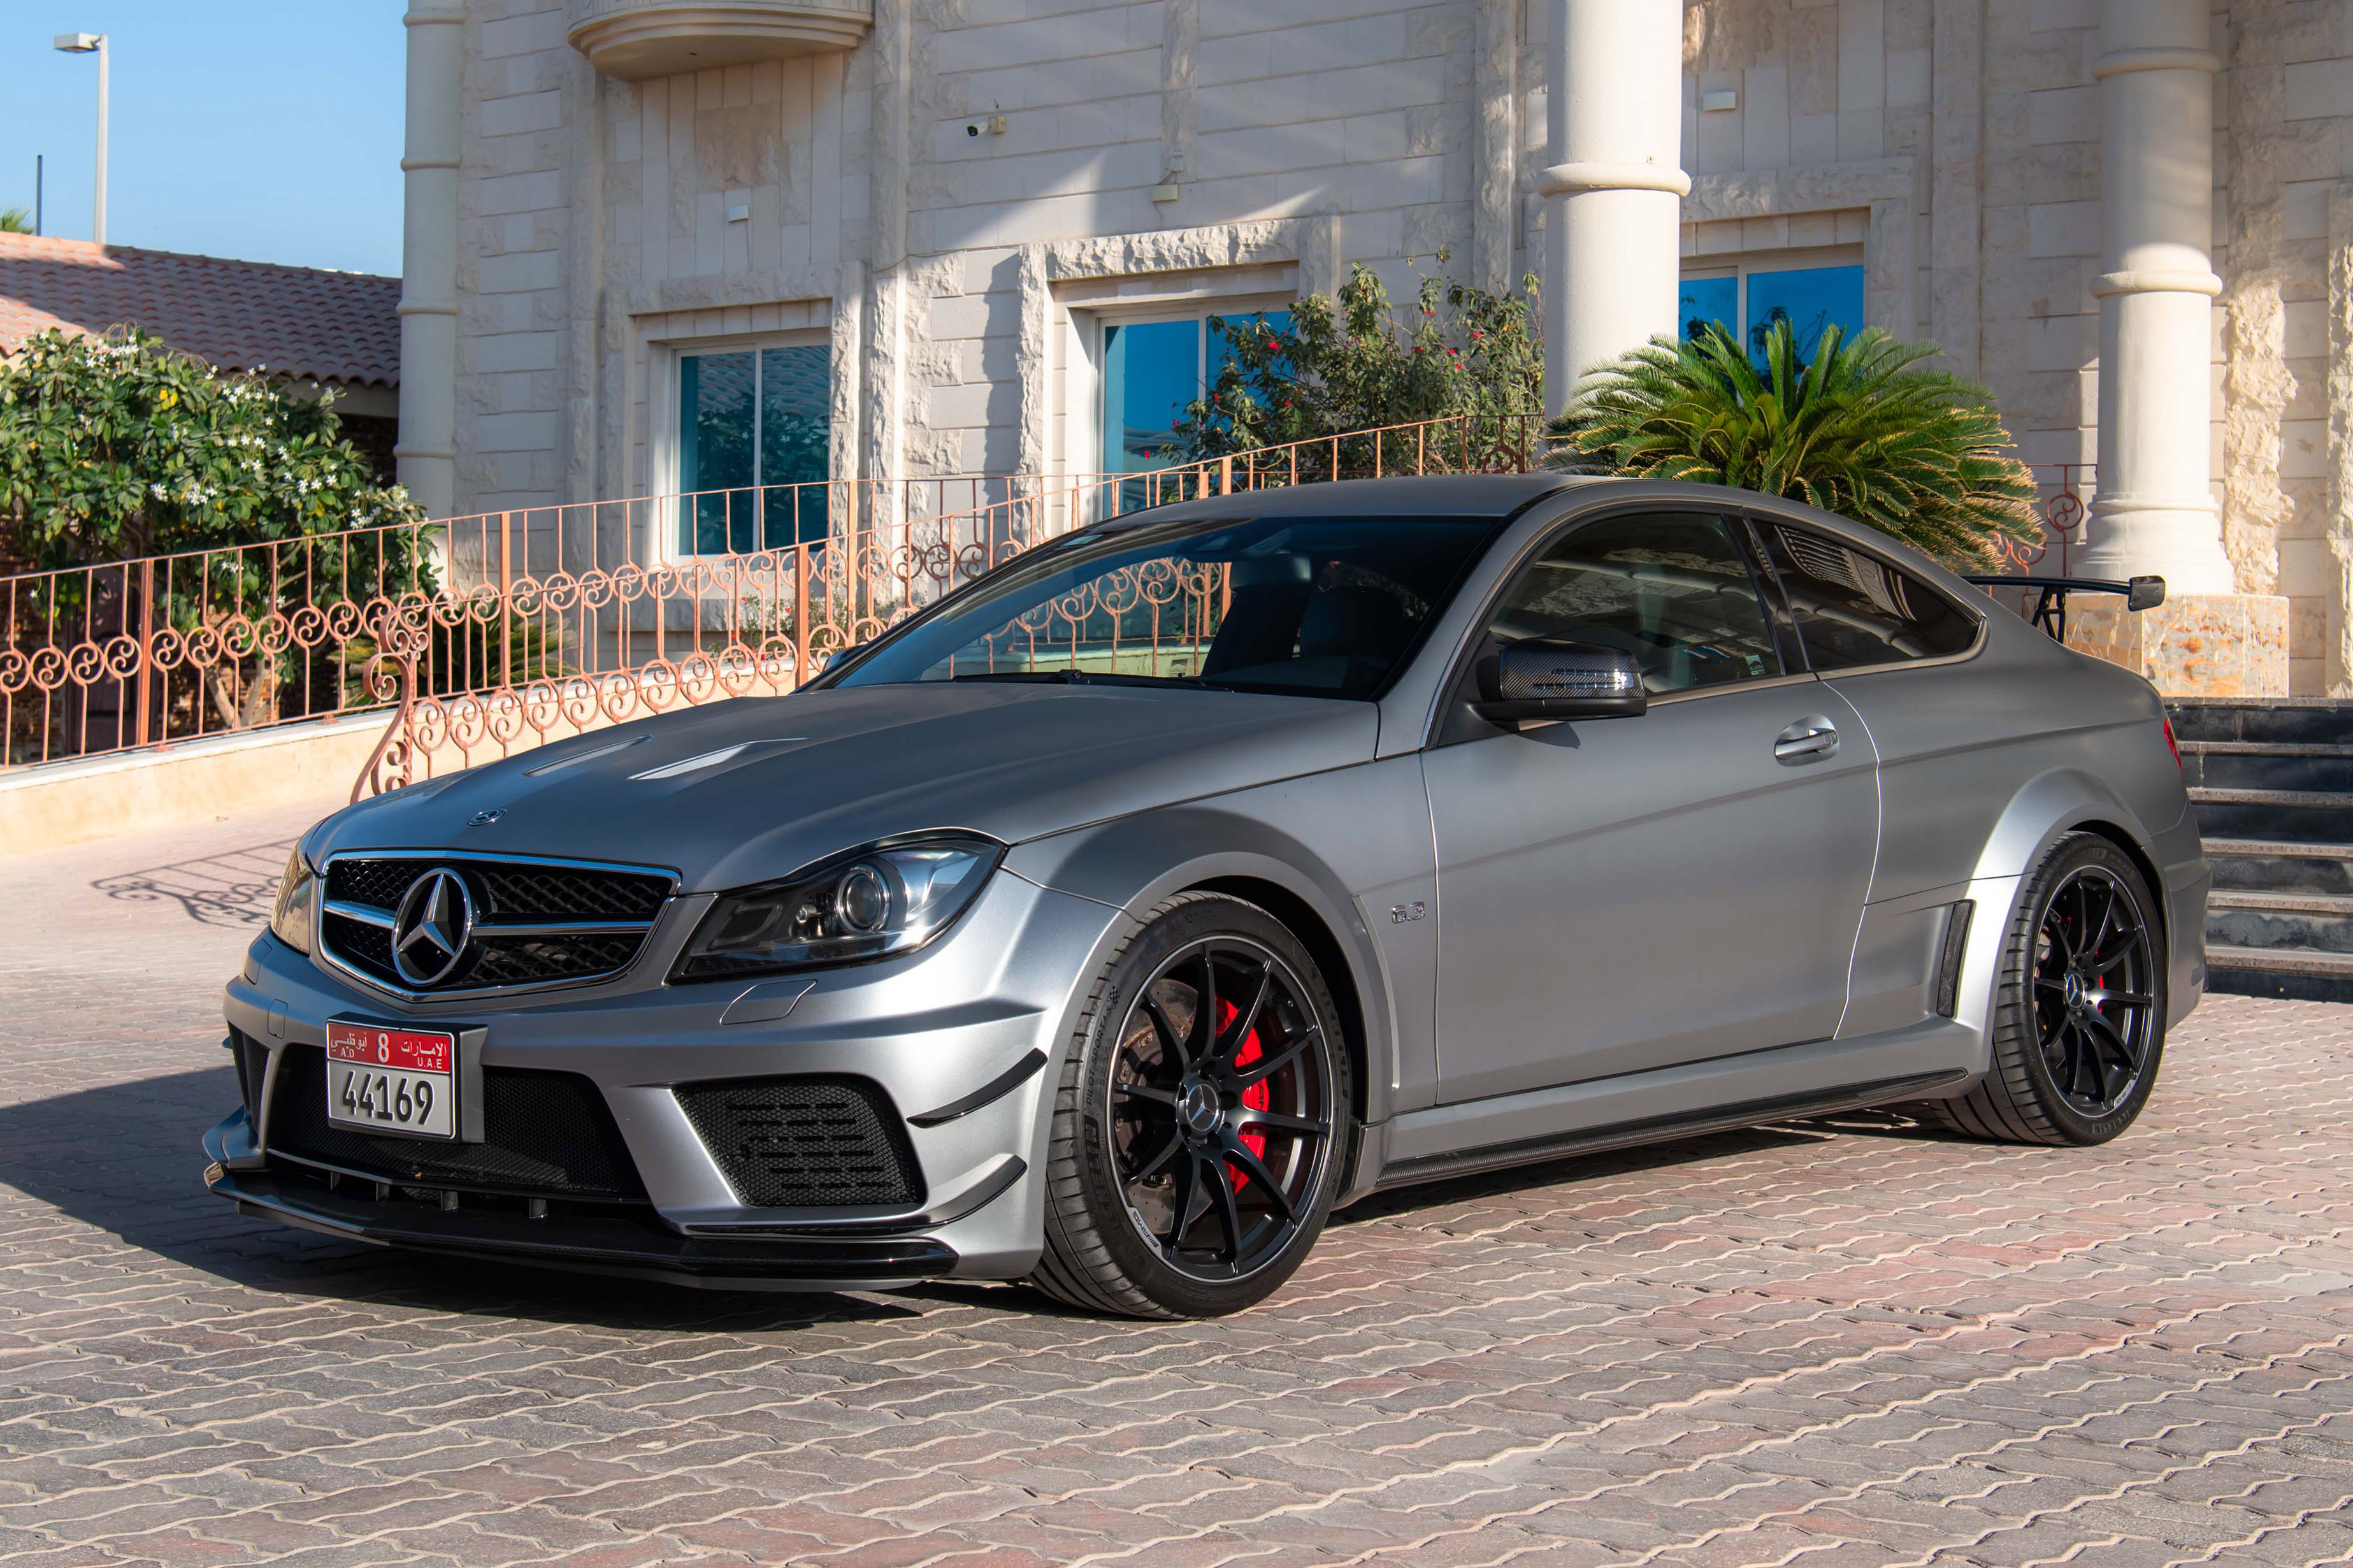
[1680,261,1865,363]
[1102,308,1292,503]
[677,342,831,556]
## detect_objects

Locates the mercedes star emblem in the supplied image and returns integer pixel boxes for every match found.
[391,868,473,986]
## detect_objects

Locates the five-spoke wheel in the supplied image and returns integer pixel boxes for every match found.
[1032,893,1352,1318]
[1930,832,2168,1146]
[1107,937,1334,1280]
[2031,863,2159,1116]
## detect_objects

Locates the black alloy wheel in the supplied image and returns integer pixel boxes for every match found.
[1929,832,2168,1146]
[1032,892,1352,1318]
[2031,864,2159,1116]
[1106,936,1334,1281]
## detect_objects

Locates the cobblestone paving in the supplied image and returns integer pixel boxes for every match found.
[3,801,2351,1567]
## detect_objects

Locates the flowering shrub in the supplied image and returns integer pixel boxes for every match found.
[0,326,423,572]
[0,328,439,734]
[1167,254,1543,474]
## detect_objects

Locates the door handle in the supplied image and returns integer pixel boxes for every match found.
[1774,716,1840,764]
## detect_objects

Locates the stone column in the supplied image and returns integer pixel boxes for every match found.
[396,1,465,520]
[2068,0,2287,695]
[1536,0,1688,415]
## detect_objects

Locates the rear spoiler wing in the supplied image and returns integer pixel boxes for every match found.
[1961,573,2166,643]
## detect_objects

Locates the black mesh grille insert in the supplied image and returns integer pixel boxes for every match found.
[675,1076,923,1208]
[475,866,668,921]
[267,1044,647,1200]
[320,857,673,993]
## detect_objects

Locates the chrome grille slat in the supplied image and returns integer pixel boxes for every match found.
[319,853,676,998]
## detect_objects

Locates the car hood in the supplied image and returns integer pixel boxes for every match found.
[310,682,1381,893]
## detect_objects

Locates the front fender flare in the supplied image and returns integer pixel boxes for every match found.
[1005,806,1401,1136]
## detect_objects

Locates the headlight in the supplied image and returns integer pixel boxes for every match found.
[673,835,1003,981]
[271,850,319,954]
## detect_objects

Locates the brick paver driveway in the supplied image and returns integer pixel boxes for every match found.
[4,798,2351,1568]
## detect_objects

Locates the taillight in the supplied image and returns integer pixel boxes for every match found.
[2161,714,2182,770]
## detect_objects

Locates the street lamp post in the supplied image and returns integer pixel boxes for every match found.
[53,32,109,247]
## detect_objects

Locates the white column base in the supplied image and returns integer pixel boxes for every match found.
[2076,500,2237,594]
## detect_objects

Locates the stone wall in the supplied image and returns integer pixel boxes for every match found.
[439,0,2353,689]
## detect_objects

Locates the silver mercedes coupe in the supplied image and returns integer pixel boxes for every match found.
[207,475,2206,1318]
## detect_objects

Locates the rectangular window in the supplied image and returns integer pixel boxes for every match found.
[1100,308,1292,505]
[1680,259,1865,364]
[677,342,830,556]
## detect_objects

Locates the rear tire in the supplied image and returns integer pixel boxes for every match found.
[1929,832,2167,1146]
[1028,893,1353,1319]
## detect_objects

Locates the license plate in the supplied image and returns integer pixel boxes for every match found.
[326,1020,457,1140]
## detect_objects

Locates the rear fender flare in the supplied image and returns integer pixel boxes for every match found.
[1961,766,2168,1017]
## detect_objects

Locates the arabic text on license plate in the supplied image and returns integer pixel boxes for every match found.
[325,1021,457,1140]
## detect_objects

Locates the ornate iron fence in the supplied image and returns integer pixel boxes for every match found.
[350,414,1546,795]
[0,425,2094,799]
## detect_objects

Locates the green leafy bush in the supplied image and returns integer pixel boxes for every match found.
[0,326,423,569]
[1169,257,1544,476]
[1546,320,2040,568]
[1,328,438,739]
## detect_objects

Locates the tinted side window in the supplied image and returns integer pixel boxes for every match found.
[1483,512,1783,694]
[1752,520,1978,670]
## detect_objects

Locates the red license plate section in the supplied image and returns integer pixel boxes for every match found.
[325,1020,458,1140]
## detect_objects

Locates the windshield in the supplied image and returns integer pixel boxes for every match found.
[829,513,1509,700]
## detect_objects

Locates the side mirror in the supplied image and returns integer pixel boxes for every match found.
[2127,575,2166,612]
[1474,639,1648,728]
[820,640,870,675]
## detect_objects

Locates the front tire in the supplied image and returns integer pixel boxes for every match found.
[1933,832,2167,1146]
[1030,893,1353,1318]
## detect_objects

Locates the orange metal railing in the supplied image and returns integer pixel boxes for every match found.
[0,421,2093,798]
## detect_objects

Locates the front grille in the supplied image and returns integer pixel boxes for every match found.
[675,1075,924,1208]
[468,933,648,988]
[320,854,673,994]
[473,865,669,921]
[267,1044,647,1200]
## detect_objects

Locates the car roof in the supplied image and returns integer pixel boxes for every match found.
[1105,471,1591,524]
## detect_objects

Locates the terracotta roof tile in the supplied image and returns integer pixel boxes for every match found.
[0,233,399,388]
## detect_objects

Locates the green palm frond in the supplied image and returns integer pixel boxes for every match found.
[1545,319,2040,569]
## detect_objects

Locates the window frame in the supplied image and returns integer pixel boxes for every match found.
[656,327,834,562]
[1427,501,1820,748]
[1087,293,1296,480]
[1678,244,1867,353]
[1736,507,1989,679]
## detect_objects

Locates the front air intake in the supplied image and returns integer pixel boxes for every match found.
[675,1075,924,1208]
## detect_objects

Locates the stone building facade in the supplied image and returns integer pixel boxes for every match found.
[395,0,2353,694]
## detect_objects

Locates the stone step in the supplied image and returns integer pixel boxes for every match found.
[2208,889,2353,917]
[2205,942,2353,1004]
[2169,698,2353,747]
[2186,788,2353,846]
[2202,837,2353,895]
[2204,901,2353,956]
[2178,744,2353,793]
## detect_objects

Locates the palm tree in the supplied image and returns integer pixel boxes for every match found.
[0,208,32,234]
[1546,319,2041,569]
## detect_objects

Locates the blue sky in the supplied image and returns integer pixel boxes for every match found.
[1,3,408,275]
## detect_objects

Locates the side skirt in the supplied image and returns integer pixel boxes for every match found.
[1372,1068,1968,1192]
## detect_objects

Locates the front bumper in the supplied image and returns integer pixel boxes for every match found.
[210,868,1128,1288]
[205,1112,958,1290]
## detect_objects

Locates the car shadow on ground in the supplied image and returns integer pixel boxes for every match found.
[0,1065,1972,1333]
[0,1065,922,1334]
[92,837,298,928]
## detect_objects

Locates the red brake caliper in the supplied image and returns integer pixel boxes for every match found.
[1218,998,1270,1190]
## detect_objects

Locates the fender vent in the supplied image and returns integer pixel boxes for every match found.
[1935,900,1975,1018]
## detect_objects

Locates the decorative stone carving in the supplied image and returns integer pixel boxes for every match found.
[566,0,874,80]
